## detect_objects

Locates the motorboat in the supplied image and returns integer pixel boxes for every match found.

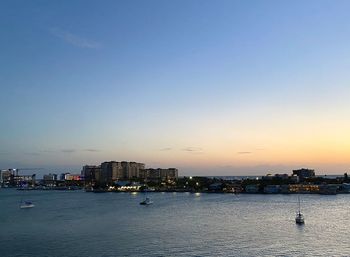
[20,201,35,209]
[140,197,153,205]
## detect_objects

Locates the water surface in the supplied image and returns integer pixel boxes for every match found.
[1,189,349,256]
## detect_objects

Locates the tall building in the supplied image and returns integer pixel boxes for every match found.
[122,161,145,179]
[82,165,102,186]
[99,161,145,182]
[82,161,177,186]
[1,169,15,186]
[100,162,123,183]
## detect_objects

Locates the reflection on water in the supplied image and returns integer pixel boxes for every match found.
[1,189,350,257]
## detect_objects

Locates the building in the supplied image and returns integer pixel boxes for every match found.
[0,169,37,187]
[0,169,14,186]
[85,161,145,185]
[293,168,315,179]
[82,165,102,185]
[64,174,83,181]
[43,173,58,187]
[127,162,145,179]
[82,161,178,186]
[60,173,69,181]
[43,173,57,181]
[100,161,145,181]
[140,168,178,181]
[245,184,259,193]
[263,185,280,194]
[288,184,319,193]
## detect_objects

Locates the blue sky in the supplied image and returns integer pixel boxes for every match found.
[1,0,350,176]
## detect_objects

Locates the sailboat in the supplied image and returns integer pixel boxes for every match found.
[295,195,304,224]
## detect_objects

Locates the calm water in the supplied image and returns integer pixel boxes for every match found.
[1,189,349,257]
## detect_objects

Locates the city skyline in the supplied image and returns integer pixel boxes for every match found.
[1,0,350,176]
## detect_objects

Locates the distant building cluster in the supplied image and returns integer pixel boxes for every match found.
[0,169,83,188]
[0,161,178,189]
[82,161,178,186]
[243,168,350,194]
[4,165,349,195]
[0,169,36,187]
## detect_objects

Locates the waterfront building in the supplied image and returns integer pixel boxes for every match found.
[208,182,223,191]
[293,168,315,180]
[59,173,69,181]
[120,161,145,179]
[100,161,145,182]
[288,184,320,193]
[274,174,289,180]
[100,162,115,184]
[338,183,350,193]
[263,185,280,194]
[15,174,36,187]
[0,169,14,186]
[280,184,290,194]
[140,168,178,181]
[82,165,102,185]
[82,161,177,187]
[245,184,259,193]
[262,173,289,181]
[319,184,339,194]
[129,162,145,179]
[43,173,58,187]
[43,173,57,181]
[85,161,146,185]
[64,173,83,181]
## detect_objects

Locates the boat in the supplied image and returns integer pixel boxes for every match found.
[295,196,304,224]
[140,197,153,205]
[20,201,35,209]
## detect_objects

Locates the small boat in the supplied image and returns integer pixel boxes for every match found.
[295,196,304,224]
[295,212,304,224]
[20,201,35,209]
[140,197,153,205]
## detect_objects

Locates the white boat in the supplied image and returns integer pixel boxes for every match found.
[20,201,35,209]
[295,196,304,224]
[140,197,153,205]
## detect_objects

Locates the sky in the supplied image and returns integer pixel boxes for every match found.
[1,0,350,176]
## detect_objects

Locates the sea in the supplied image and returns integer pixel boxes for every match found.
[1,189,349,257]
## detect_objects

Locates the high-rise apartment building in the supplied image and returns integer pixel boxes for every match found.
[82,161,177,185]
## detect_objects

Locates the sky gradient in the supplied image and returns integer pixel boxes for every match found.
[1,0,350,176]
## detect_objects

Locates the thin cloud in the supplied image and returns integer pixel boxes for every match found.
[40,149,56,153]
[84,149,100,152]
[182,147,204,154]
[237,151,252,155]
[159,147,172,151]
[61,149,76,153]
[24,152,41,156]
[49,27,101,49]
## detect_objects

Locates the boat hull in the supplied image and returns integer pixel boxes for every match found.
[20,204,35,209]
[140,202,153,205]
